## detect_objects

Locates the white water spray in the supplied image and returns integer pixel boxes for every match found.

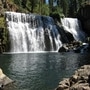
[61,18,85,41]
[6,12,62,52]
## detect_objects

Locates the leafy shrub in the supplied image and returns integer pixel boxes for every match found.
[0,17,5,28]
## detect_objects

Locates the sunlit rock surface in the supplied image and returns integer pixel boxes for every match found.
[56,65,90,90]
[0,68,13,86]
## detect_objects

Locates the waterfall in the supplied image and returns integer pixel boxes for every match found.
[5,12,86,53]
[5,12,62,52]
[61,18,86,41]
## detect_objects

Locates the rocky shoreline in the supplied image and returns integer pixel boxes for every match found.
[0,68,13,89]
[56,65,90,90]
[58,40,90,53]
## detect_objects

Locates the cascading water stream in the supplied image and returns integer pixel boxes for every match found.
[61,18,86,41]
[5,12,86,53]
[5,12,62,52]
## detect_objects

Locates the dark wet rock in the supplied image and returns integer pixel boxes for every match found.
[58,46,69,52]
[58,41,82,52]
[58,40,90,53]
[74,43,90,53]
[56,65,90,90]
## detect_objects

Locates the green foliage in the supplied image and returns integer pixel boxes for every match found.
[5,0,88,17]
[13,0,21,6]
[51,6,64,18]
[26,0,31,11]
[0,17,5,28]
[1,0,89,17]
[58,0,69,16]
[33,4,40,14]
[40,4,49,15]
[48,0,54,13]
[0,18,9,52]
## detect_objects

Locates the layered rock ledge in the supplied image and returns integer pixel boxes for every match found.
[56,65,90,90]
[0,68,13,89]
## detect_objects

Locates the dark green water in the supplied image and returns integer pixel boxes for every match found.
[0,52,90,90]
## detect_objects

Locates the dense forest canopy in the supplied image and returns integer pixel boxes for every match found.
[7,0,89,17]
[0,0,90,17]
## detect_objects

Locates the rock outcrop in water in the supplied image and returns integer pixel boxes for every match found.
[0,68,13,88]
[58,41,82,52]
[56,65,90,90]
[58,41,90,53]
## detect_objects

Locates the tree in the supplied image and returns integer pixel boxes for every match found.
[55,0,69,16]
[68,0,77,17]
[14,0,22,6]
[10,0,88,17]
[49,0,54,13]
[21,0,27,8]
[41,4,49,15]
[28,0,45,13]
[68,0,87,17]
[30,0,35,13]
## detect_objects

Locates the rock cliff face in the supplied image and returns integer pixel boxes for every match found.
[78,4,90,36]
[56,65,90,90]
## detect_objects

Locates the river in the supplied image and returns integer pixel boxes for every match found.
[0,52,90,90]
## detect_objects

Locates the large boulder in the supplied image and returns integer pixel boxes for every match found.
[58,46,69,52]
[74,43,90,53]
[0,68,13,89]
[56,65,90,90]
